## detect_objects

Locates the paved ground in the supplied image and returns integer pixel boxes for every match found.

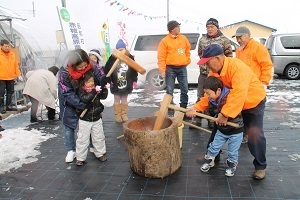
[0,79,300,200]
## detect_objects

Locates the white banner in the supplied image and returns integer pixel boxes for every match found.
[57,7,86,51]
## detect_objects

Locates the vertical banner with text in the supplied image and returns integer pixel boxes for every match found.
[57,7,86,51]
[101,21,111,63]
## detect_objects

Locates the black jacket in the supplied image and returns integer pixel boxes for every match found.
[77,88,106,122]
[104,54,138,95]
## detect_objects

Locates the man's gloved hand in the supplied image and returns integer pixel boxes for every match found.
[18,76,24,82]
[95,85,101,93]
[133,82,137,89]
[85,102,93,110]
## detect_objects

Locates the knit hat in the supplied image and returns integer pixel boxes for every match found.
[48,66,59,76]
[232,26,251,37]
[206,18,219,29]
[197,44,224,65]
[167,20,181,32]
[116,39,126,49]
[88,49,101,61]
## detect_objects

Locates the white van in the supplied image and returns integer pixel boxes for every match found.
[129,33,239,90]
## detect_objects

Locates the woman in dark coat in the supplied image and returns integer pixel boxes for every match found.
[58,49,108,163]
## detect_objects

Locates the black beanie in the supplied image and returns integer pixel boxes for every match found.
[48,66,59,76]
[167,20,181,32]
[206,18,219,29]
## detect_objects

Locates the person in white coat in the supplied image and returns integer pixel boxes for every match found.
[23,66,59,122]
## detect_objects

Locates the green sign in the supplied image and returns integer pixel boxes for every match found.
[60,8,70,22]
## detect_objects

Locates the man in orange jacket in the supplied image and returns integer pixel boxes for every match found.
[186,44,267,180]
[0,39,22,114]
[233,26,273,143]
[233,26,273,88]
[157,20,191,110]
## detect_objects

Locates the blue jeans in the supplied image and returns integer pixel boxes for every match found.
[165,66,188,105]
[242,98,266,170]
[207,130,243,163]
[63,125,76,151]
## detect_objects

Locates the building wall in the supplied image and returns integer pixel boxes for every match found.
[220,21,274,41]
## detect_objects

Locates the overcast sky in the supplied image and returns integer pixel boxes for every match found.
[1,0,300,51]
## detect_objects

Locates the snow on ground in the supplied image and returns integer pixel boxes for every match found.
[0,128,57,174]
[0,78,299,174]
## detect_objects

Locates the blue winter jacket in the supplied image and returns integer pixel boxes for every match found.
[57,65,107,129]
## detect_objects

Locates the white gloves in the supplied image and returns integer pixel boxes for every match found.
[18,76,24,82]
[95,85,102,93]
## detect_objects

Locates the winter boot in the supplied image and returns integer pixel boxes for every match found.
[47,108,56,120]
[6,94,17,111]
[0,96,6,114]
[200,155,215,172]
[225,159,237,177]
[120,104,128,122]
[113,104,122,123]
[0,126,4,132]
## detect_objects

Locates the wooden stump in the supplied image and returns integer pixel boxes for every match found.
[123,116,182,178]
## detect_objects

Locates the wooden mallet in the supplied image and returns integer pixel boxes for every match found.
[106,49,130,77]
[173,111,211,134]
[111,49,146,75]
[167,104,240,128]
[153,94,173,130]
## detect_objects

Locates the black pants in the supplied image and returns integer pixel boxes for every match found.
[242,98,267,170]
[0,80,15,99]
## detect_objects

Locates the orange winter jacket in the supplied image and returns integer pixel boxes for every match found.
[157,33,191,73]
[194,57,266,119]
[0,50,21,80]
[236,39,273,85]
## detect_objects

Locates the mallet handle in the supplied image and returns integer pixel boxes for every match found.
[168,104,240,128]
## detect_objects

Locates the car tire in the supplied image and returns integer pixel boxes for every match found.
[285,64,300,80]
[146,70,166,90]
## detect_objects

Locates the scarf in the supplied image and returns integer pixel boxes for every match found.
[68,62,92,80]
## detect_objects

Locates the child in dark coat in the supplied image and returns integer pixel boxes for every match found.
[104,39,138,123]
[75,70,107,166]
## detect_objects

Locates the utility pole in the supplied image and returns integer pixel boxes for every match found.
[167,0,169,23]
[32,1,35,17]
[61,0,66,7]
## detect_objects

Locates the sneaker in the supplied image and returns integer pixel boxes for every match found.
[200,155,215,172]
[89,147,94,153]
[98,155,107,162]
[65,151,76,163]
[225,160,237,177]
[76,160,84,166]
[252,169,266,180]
